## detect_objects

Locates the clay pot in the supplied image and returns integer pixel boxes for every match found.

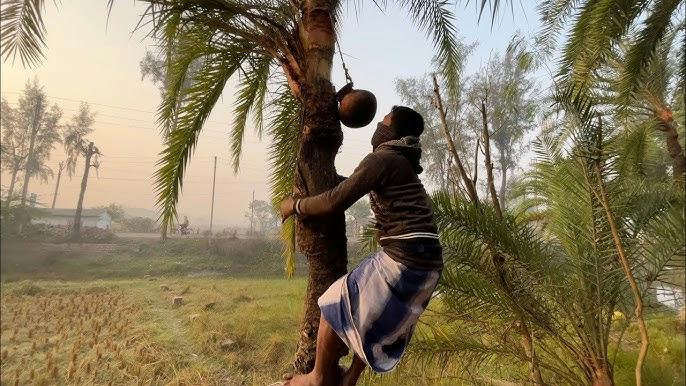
[337,85,377,128]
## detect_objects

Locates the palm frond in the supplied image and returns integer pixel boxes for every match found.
[154,45,251,235]
[617,0,682,106]
[157,26,213,135]
[395,0,466,98]
[267,81,301,277]
[0,0,51,67]
[536,0,578,56]
[230,54,274,173]
[464,0,512,25]
[559,0,649,89]
[357,223,380,255]
[637,201,685,290]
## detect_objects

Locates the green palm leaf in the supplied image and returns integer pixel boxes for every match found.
[618,0,682,106]
[0,0,49,66]
[396,0,465,98]
[154,44,253,235]
[230,54,274,173]
[267,82,301,276]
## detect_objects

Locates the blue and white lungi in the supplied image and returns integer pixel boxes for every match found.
[318,250,441,373]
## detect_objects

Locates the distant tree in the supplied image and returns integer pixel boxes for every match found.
[345,198,371,237]
[245,199,279,235]
[121,216,158,233]
[0,97,26,209]
[395,41,475,192]
[63,103,99,240]
[465,40,539,208]
[0,81,62,212]
[92,203,126,222]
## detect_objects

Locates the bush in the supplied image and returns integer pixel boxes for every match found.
[18,223,116,243]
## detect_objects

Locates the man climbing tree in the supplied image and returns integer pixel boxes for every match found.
[279,106,442,386]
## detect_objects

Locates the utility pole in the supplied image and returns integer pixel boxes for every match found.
[209,156,217,234]
[51,161,64,209]
[250,190,255,236]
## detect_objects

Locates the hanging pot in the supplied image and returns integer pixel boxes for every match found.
[336,83,377,129]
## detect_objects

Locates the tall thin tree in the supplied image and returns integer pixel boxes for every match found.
[63,103,99,240]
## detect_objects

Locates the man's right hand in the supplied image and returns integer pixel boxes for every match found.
[279,197,296,222]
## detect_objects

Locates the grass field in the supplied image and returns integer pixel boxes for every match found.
[1,239,683,385]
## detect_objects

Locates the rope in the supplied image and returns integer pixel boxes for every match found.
[336,39,353,85]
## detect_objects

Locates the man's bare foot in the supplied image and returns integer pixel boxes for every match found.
[282,365,345,386]
[282,373,320,386]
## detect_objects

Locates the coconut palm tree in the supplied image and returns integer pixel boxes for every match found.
[1,0,467,372]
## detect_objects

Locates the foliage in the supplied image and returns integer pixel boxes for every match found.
[92,203,126,223]
[119,216,159,233]
[396,73,473,191]
[0,80,62,201]
[464,38,539,207]
[63,102,97,177]
[346,198,371,224]
[244,199,280,235]
[411,108,684,384]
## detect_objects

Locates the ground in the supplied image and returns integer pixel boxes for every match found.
[0,239,683,385]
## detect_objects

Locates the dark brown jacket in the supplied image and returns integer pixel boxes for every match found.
[297,146,442,270]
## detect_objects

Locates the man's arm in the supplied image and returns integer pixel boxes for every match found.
[295,153,385,216]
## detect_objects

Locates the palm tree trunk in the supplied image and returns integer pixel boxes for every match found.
[593,162,647,386]
[72,143,94,241]
[656,108,685,180]
[292,0,348,373]
[51,162,64,209]
[518,323,545,386]
[5,168,19,210]
[498,153,507,210]
[591,366,614,386]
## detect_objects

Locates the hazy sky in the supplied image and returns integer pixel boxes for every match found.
[1,1,539,229]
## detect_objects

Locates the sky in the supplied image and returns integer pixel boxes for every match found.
[0,1,541,229]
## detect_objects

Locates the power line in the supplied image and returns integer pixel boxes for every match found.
[1,91,376,146]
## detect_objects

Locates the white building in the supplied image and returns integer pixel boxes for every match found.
[31,209,112,230]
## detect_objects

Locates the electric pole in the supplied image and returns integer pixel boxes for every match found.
[209,156,217,234]
[250,190,255,236]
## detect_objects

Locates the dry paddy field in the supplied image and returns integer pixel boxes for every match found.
[1,278,306,386]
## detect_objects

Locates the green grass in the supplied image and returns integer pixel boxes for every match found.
[1,238,683,385]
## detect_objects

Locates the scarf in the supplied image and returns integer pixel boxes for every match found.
[375,136,423,174]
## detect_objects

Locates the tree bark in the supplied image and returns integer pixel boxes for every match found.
[51,162,64,209]
[19,131,37,208]
[593,161,648,386]
[4,168,19,210]
[591,366,614,386]
[20,97,44,208]
[292,0,348,373]
[481,100,503,218]
[432,74,479,203]
[655,108,685,180]
[72,143,94,241]
[499,153,507,210]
